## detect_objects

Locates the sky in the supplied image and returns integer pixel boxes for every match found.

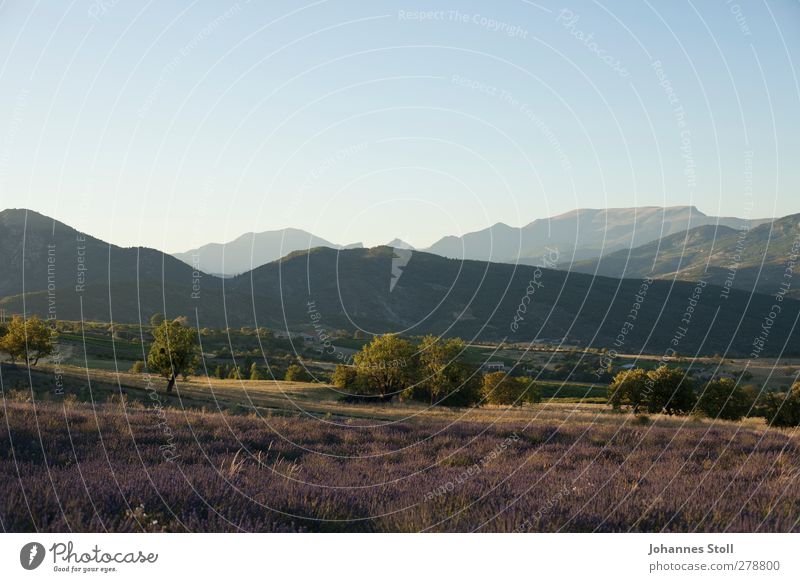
[0,0,798,252]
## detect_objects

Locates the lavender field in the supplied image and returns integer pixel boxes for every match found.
[1,397,798,533]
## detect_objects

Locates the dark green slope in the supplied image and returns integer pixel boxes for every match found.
[0,209,226,325]
[221,246,800,357]
[570,214,800,299]
[2,210,798,357]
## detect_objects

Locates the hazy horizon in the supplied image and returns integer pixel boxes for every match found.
[2,202,796,254]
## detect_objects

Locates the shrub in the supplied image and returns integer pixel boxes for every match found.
[482,372,537,406]
[129,361,145,374]
[285,364,312,382]
[760,383,800,427]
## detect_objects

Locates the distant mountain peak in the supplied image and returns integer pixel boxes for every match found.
[385,238,415,250]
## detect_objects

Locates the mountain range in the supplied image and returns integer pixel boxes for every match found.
[421,205,771,265]
[176,205,772,277]
[569,213,800,299]
[173,228,363,277]
[1,208,798,357]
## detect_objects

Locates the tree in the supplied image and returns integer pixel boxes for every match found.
[482,372,538,406]
[416,336,462,403]
[409,335,483,406]
[214,364,226,379]
[646,365,695,415]
[0,315,53,365]
[760,383,800,427]
[696,378,751,421]
[149,313,164,327]
[439,368,484,407]
[352,334,417,399]
[331,365,367,393]
[146,320,198,393]
[285,364,312,382]
[129,360,145,374]
[608,368,649,412]
[249,362,263,381]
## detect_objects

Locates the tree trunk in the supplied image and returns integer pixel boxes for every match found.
[166,372,176,394]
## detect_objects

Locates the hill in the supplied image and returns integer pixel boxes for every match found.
[570,214,800,298]
[224,246,800,357]
[1,210,797,356]
[0,208,225,325]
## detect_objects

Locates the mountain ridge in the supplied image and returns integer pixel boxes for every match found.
[1,207,798,357]
[569,214,800,298]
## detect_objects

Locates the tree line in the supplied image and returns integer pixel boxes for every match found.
[607,366,800,427]
[331,334,541,407]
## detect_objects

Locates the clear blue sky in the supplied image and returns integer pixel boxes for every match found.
[1,0,798,252]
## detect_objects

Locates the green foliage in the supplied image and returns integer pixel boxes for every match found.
[482,372,539,406]
[0,315,54,365]
[760,383,800,427]
[249,362,263,381]
[285,364,312,382]
[353,334,417,399]
[608,365,695,415]
[331,365,368,394]
[413,336,474,404]
[608,368,649,412]
[129,360,145,374]
[647,365,695,415]
[696,378,752,421]
[214,365,226,379]
[146,320,198,392]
